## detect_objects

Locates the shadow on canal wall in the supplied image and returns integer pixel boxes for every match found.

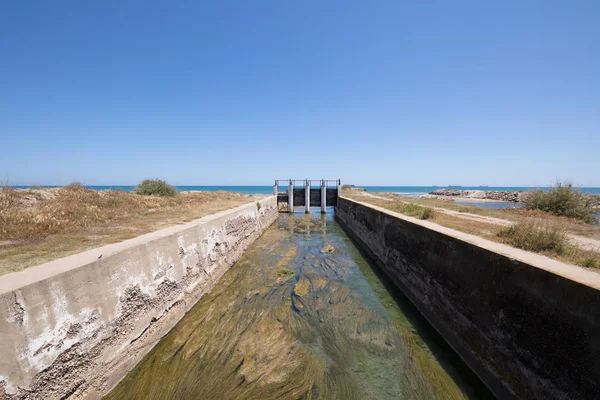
[336,196,600,400]
[0,197,278,399]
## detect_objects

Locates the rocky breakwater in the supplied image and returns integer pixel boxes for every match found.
[430,188,522,202]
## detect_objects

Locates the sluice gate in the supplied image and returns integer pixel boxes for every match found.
[275,179,341,213]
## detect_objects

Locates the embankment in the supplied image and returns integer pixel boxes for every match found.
[336,196,600,399]
[0,197,277,399]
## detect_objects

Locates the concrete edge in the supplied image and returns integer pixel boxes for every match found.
[340,196,600,290]
[0,196,276,295]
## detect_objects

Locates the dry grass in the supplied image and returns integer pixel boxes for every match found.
[0,187,256,275]
[497,220,600,268]
[389,203,435,220]
[343,188,600,270]
[498,220,567,253]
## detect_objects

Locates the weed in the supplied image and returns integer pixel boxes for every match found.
[390,203,435,220]
[581,257,599,269]
[134,179,177,197]
[64,182,86,190]
[0,183,16,225]
[498,219,566,253]
[522,180,597,224]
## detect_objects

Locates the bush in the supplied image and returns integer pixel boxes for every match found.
[498,219,567,253]
[134,179,177,197]
[581,257,599,269]
[0,183,16,224]
[64,182,86,190]
[391,203,435,220]
[522,181,596,224]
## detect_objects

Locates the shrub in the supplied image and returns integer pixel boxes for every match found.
[391,203,435,220]
[0,183,16,224]
[522,181,596,224]
[64,182,86,190]
[581,257,599,269]
[134,179,177,197]
[341,184,352,190]
[498,219,567,253]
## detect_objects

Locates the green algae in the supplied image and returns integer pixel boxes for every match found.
[278,268,295,278]
[106,213,492,400]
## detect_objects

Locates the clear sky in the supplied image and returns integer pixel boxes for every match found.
[1,1,598,186]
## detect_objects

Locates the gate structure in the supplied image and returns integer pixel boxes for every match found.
[274,180,341,213]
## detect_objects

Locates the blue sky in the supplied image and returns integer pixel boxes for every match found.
[1,1,598,186]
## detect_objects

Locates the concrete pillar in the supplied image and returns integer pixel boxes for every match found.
[305,179,310,214]
[288,180,294,213]
[274,180,278,196]
[321,180,326,214]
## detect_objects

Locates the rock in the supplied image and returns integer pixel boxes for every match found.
[293,279,310,296]
[320,244,335,253]
[429,189,523,203]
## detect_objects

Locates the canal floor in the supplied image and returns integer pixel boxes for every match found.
[106,212,493,399]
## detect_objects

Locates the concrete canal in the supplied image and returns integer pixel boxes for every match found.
[106,211,492,399]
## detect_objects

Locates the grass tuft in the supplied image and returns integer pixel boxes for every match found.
[0,183,16,225]
[581,257,599,269]
[64,182,86,190]
[390,203,436,220]
[498,219,566,253]
[522,180,597,224]
[134,179,177,197]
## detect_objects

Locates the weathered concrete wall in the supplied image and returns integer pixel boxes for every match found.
[0,197,277,399]
[336,197,600,400]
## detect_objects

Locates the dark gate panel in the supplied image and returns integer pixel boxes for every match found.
[293,188,305,206]
[326,188,338,206]
[310,188,321,206]
[277,193,289,203]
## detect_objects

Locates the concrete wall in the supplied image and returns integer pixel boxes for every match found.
[0,196,277,399]
[336,197,600,400]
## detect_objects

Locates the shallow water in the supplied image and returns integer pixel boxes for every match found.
[106,212,492,400]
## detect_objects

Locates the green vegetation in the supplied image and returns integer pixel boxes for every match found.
[522,181,597,224]
[581,257,599,269]
[134,179,177,197]
[498,219,600,269]
[64,181,86,190]
[390,203,435,220]
[277,268,295,278]
[256,201,261,211]
[498,220,566,253]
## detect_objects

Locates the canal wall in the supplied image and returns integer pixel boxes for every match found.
[336,197,600,400]
[0,197,278,399]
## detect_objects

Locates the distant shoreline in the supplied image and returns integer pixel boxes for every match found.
[12,185,600,196]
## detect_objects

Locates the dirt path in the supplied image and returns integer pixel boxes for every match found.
[434,206,600,251]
